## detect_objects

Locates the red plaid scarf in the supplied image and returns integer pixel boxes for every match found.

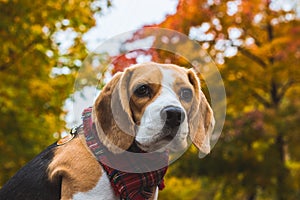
[82,107,168,200]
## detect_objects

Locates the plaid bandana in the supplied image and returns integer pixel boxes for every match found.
[82,107,168,200]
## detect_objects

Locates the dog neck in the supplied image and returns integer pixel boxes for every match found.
[81,107,168,200]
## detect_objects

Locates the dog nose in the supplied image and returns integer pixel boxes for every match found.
[160,106,185,128]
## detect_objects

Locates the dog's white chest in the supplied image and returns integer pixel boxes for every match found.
[73,173,118,200]
[72,172,159,200]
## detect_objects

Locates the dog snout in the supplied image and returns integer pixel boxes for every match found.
[160,106,185,128]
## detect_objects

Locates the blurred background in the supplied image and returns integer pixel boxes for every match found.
[0,0,299,199]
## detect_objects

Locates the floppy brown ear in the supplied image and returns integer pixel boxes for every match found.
[187,69,215,155]
[93,69,135,154]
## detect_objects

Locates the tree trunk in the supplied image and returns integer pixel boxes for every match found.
[275,132,288,200]
[247,191,256,200]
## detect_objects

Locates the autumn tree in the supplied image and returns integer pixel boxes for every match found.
[109,0,300,199]
[157,1,300,199]
[0,0,110,185]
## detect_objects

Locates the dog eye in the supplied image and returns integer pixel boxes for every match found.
[180,88,193,102]
[134,84,151,98]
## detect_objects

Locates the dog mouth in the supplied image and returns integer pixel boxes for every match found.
[159,124,181,141]
[135,127,186,153]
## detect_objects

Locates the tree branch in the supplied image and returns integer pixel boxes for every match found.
[278,80,295,100]
[237,46,268,69]
[250,89,271,108]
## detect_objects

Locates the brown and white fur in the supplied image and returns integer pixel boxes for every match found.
[0,62,215,200]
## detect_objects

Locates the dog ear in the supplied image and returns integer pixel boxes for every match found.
[93,69,135,154]
[187,69,215,155]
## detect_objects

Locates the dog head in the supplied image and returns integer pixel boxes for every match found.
[93,62,215,155]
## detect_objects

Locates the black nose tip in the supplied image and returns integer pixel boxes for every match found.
[160,106,185,127]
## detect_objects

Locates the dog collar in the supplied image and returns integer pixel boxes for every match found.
[82,107,168,200]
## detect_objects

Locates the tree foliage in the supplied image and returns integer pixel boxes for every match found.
[1,1,299,199]
[0,0,110,185]
[158,1,300,199]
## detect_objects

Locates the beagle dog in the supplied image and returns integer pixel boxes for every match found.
[0,62,215,200]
